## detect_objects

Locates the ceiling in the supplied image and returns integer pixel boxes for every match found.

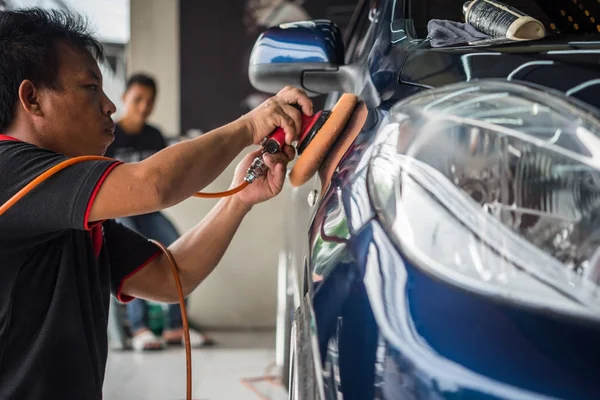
[5,0,129,44]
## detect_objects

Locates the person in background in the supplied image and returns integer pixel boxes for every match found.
[105,74,211,351]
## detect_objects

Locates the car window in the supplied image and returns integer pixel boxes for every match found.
[402,0,600,39]
[346,0,381,63]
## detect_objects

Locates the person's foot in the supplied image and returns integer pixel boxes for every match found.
[109,338,132,351]
[162,328,214,348]
[131,328,166,351]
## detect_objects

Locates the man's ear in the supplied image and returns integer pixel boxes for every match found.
[17,80,44,116]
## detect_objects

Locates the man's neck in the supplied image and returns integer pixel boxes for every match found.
[118,117,145,135]
[4,121,43,147]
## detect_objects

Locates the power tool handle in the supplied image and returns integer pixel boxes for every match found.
[263,113,318,154]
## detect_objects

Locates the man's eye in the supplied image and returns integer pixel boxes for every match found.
[88,84,98,91]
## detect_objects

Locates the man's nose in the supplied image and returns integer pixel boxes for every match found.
[140,103,151,115]
[103,92,117,116]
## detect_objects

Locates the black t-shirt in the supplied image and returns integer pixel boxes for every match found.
[0,135,160,399]
[105,123,167,163]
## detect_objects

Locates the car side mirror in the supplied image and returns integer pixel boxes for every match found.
[248,20,350,96]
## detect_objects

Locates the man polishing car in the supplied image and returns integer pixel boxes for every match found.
[0,8,311,399]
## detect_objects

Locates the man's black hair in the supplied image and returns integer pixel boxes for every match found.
[0,8,104,132]
[125,73,158,97]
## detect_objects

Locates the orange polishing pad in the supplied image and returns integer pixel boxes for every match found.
[318,101,367,193]
[289,93,358,187]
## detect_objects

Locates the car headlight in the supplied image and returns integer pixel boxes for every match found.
[368,80,600,321]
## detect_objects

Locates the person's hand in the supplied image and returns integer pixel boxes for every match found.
[241,86,313,146]
[231,145,296,209]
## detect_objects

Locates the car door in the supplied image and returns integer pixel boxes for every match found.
[278,2,382,396]
[301,2,394,400]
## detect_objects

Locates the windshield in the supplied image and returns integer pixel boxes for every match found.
[398,0,600,39]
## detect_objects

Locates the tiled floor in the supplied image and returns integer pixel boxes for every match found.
[104,331,287,400]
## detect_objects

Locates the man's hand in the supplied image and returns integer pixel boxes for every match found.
[241,86,313,146]
[232,145,296,208]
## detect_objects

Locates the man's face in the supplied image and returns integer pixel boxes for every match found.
[36,42,116,157]
[122,83,156,125]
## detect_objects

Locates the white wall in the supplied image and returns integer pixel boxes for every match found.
[162,162,285,329]
[128,0,180,137]
[128,0,280,329]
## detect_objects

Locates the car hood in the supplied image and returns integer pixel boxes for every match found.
[400,37,600,110]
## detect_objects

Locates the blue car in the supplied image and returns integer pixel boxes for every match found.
[248,1,600,399]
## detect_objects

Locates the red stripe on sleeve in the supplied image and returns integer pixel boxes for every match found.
[116,250,161,303]
[0,134,21,141]
[83,161,121,230]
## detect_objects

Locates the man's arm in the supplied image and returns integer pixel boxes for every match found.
[89,86,312,222]
[90,119,249,222]
[119,196,249,302]
[118,148,292,302]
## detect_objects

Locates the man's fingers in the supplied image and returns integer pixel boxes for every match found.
[282,145,296,161]
[277,111,297,141]
[272,152,291,165]
[270,163,286,194]
[262,151,290,171]
[262,153,275,170]
[281,104,302,140]
[278,86,313,116]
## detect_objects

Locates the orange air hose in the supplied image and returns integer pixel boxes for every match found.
[149,239,193,400]
[0,156,250,216]
[0,155,252,400]
[194,181,249,198]
[0,156,112,217]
